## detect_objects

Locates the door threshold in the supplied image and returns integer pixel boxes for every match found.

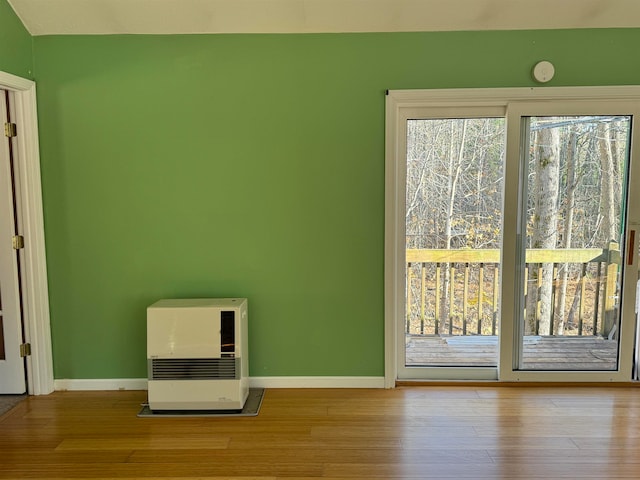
[396,380,640,387]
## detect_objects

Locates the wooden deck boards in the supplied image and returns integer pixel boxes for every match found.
[406,335,618,369]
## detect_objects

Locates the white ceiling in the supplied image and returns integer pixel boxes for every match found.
[8,0,640,36]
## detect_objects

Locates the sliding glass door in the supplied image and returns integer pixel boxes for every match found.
[502,101,639,381]
[386,88,640,383]
[405,117,505,370]
[520,113,629,370]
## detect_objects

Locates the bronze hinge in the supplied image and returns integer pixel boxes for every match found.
[4,122,17,138]
[20,343,31,357]
[12,235,24,250]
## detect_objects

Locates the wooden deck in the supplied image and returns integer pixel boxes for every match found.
[406,335,618,370]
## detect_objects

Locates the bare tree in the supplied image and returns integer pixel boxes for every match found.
[598,122,617,244]
[530,125,560,336]
[555,131,578,335]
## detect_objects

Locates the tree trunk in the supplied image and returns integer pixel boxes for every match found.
[599,123,617,244]
[531,127,560,336]
[441,120,468,329]
[556,131,578,335]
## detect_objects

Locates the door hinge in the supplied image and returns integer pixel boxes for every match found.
[4,122,17,138]
[12,235,24,250]
[20,343,31,357]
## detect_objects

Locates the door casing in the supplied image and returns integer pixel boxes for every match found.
[0,70,52,395]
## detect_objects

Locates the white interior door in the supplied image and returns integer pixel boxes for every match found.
[0,89,26,394]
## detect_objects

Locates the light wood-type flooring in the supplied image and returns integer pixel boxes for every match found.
[2,386,640,479]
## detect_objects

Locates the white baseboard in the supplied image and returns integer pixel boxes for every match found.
[54,376,385,391]
[248,376,385,389]
[54,378,149,391]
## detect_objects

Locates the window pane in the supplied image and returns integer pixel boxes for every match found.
[519,115,631,370]
[405,118,505,367]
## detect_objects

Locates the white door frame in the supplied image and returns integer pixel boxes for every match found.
[0,70,53,395]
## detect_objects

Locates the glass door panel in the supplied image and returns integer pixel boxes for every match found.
[518,115,631,371]
[405,117,505,368]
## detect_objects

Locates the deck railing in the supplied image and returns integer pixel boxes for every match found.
[406,244,620,337]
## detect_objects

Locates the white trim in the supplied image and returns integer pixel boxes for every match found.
[249,376,385,389]
[0,70,53,395]
[54,377,386,391]
[384,92,400,389]
[399,367,498,382]
[0,71,32,91]
[55,379,149,391]
[386,86,640,106]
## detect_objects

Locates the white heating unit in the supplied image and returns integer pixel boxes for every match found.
[147,298,249,411]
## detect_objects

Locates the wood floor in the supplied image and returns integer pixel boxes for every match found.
[2,386,640,479]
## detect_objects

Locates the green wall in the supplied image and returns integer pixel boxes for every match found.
[32,29,640,379]
[0,0,32,78]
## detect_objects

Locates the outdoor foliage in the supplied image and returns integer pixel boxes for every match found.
[406,115,630,337]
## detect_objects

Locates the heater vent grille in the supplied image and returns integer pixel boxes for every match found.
[150,358,238,380]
